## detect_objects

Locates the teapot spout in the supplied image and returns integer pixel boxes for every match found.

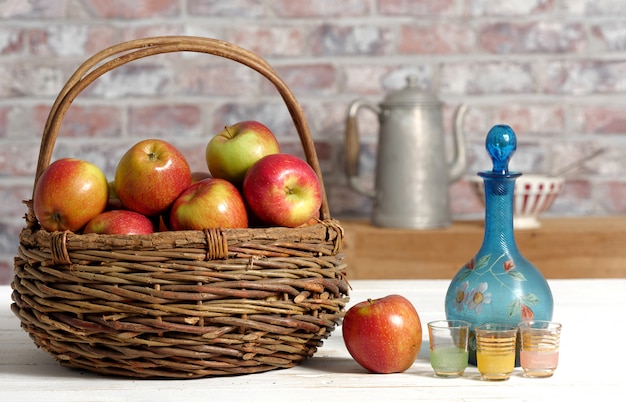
[448,104,468,182]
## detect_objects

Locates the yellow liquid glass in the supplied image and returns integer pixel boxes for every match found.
[476,351,515,380]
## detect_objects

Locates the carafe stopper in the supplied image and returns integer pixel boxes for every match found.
[480,124,522,180]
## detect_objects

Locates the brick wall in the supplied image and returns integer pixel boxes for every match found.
[2,0,626,283]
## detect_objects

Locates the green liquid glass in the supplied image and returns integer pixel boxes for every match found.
[430,346,469,377]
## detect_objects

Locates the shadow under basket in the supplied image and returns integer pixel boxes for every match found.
[11,36,350,379]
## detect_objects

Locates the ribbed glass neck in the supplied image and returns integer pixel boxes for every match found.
[479,174,519,254]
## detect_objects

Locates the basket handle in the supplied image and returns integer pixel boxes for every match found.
[33,36,331,220]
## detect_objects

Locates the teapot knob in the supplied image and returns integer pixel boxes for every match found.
[405,75,419,88]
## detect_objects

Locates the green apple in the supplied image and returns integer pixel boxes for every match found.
[206,120,280,186]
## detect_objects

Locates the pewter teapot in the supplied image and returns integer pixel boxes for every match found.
[345,76,468,229]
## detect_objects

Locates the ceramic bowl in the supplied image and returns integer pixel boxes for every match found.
[469,174,565,229]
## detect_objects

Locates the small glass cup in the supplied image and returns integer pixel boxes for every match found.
[474,323,517,381]
[518,320,561,378]
[427,320,470,377]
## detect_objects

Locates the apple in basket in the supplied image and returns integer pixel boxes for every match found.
[342,294,423,374]
[33,158,109,232]
[206,120,280,186]
[114,139,191,217]
[242,153,322,228]
[169,178,248,230]
[83,210,155,235]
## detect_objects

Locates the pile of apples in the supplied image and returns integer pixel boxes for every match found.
[34,119,425,375]
[33,121,323,235]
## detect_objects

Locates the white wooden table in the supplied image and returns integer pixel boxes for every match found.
[2,279,625,401]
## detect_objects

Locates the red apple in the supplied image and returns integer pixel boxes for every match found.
[115,139,191,216]
[33,158,109,232]
[206,120,280,186]
[342,294,423,374]
[83,210,155,235]
[169,178,248,230]
[242,153,322,228]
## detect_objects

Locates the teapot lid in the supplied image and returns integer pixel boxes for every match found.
[382,76,440,106]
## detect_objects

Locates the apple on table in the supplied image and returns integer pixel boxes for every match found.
[342,294,423,374]
[206,120,280,186]
[169,178,248,230]
[242,153,322,228]
[33,158,109,232]
[115,139,192,217]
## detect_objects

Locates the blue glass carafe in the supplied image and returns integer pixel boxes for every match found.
[444,125,554,365]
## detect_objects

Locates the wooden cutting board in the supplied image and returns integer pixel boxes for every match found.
[341,217,626,279]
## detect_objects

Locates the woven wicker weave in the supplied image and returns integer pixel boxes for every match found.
[11,36,350,379]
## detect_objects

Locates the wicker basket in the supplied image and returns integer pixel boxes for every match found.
[11,36,349,379]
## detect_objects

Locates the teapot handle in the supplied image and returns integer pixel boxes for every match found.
[345,99,380,198]
[448,104,469,183]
